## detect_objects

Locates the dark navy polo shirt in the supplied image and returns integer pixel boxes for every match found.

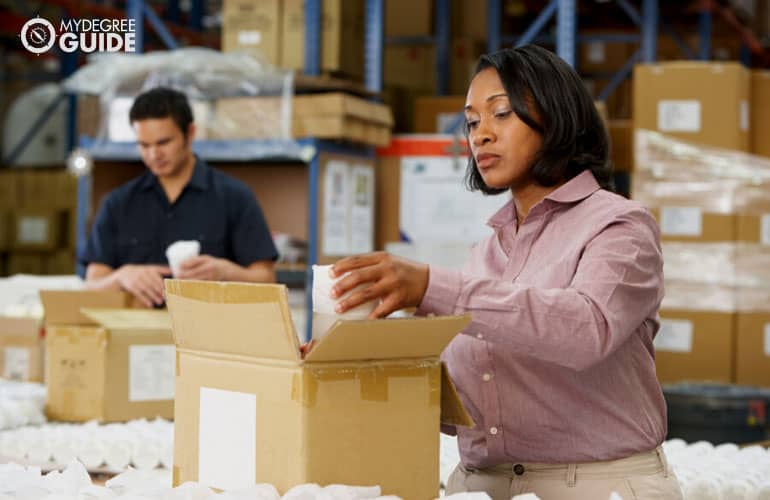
[79,157,278,274]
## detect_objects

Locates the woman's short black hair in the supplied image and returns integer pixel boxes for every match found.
[128,87,194,138]
[465,44,613,194]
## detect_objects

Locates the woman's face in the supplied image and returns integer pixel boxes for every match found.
[464,67,543,190]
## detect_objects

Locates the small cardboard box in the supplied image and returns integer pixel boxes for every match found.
[11,209,64,251]
[751,70,770,159]
[0,210,10,251]
[166,280,473,499]
[608,119,633,173]
[43,250,75,276]
[7,253,45,275]
[656,308,736,384]
[0,316,44,382]
[413,96,466,134]
[645,206,736,243]
[221,0,282,65]
[0,170,18,209]
[386,0,431,37]
[633,62,750,152]
[42,306,174,422]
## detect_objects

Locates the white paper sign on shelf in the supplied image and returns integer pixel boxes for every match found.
[655,319,694,353]
[349,165,375,254]
[400,156,510,245]
[322,160,351,256]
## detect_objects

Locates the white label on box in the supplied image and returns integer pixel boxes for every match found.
[740,100,749,131]
[587,41,606,63]
[18,217,48,244]
[658,100,701,132]
[128,345,175,401]
[349,165,374,254]
[761,214,770,245]
[660,207,702,236]
[322,160,351,256]
[764,324,770,356]
[3,347,30,380]
[655,319,693,352]
[199,387,256,491]
[237,30,262,46]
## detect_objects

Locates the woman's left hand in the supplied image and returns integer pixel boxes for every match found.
[330,252,430,319]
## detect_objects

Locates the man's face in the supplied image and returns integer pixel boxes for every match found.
[133,117,193,178]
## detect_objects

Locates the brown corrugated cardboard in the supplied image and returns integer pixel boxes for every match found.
[43,250,75,275]
[166,279,472,498]
[384,45,436,90]
[735,311,770,387]
[0,170,18,209]
[414,96,465,133]
[655,309,735,384]
[18,170,62,209]
[451,0,488,40]
[7,253,44,275]
[212,94,393,147]
[386,0,431,37]
[736,214,770,245]
[11,210,63,251]
[282,0,364,78]
[450,38,485,95]
[39,290,131,326]
[579,36,633,73]
[221,0,281,65]
[0,210,9,251]
[45,308,174,422]
[751,71,770,158]
[609,120,633,172]
[633,62,750,152]
[0,316,44,382]
[648,207,736,243]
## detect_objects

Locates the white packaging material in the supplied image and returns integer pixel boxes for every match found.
[444,493,493,499]
[311,265,377,339]
[165,241,201,277]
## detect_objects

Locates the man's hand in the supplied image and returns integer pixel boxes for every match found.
[115,264,171,308]
[329,252,429,319]
[176,255,234,281]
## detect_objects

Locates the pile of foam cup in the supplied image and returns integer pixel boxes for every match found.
[165,240,200,277]
[0,380,46,431]
[0,418,173,472]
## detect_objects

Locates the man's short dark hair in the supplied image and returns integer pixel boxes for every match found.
[128,87,194,137]
[465,44,613,194]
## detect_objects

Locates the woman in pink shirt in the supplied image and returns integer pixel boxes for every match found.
[330,45,682,500]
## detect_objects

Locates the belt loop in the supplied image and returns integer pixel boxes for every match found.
[566,463,577,487]
[656,446,670,478]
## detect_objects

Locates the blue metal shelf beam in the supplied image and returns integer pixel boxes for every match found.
[556,0,577,67]
[304,0,322,76]
[699,9,712,60]
[364,0,384,94]
[434,0,450,95]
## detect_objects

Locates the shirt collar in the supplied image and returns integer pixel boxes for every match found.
[485,170,601,229]
[139,155,209,192]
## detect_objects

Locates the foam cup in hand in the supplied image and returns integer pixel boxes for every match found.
[311,264,377,339]
[165,240,201,277]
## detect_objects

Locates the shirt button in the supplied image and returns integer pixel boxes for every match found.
[476,333,483,340]
[482,373,492,382]
[513,464,525,475]
[489,426,498,435]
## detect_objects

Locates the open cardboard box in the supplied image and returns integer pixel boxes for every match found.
[0,316,44,382]
[165,279,473,499]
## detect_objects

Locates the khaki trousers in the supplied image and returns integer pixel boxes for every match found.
[445,447,683,500]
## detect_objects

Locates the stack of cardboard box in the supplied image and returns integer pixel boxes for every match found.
[0,168,78,277]
[632,128,770,386]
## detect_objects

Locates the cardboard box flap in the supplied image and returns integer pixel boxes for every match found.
[293,93,394,127]
[441,363,475,428]
[304,315,471,362]
[0,316,41,337]
[164,280,299,361]
[79,308,171,330]
[39,290,130,325]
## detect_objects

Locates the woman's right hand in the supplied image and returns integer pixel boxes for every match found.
[329,252,430,319]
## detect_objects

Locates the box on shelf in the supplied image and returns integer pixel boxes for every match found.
[751,70,770,159]
[413,96,465,134]
[655,283,736,384]
[221,0,282,65]
[735,288,770,387]
[166,279,473,499]
[0,170,18,209]
[633,62,750,152]
[282,0,364,79]
[0,210,9,251]
[7,253,44,275]
[44,250,75,276]
[579,35,634,73]
[10,209,64,251]
[0,316,44,382]
[212,93,393,147]
[608,120,633,173]
[40,291,174,422]
[384,45,436,91]
[386,0,431,37]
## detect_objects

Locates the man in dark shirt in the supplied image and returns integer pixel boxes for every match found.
[80,87,277,307]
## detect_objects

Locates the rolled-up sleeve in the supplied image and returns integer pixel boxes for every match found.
[418,209,663,372]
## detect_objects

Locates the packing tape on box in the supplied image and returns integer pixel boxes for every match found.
[291,360,441,408]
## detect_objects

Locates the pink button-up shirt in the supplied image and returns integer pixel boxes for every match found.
[418,170,667,467]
